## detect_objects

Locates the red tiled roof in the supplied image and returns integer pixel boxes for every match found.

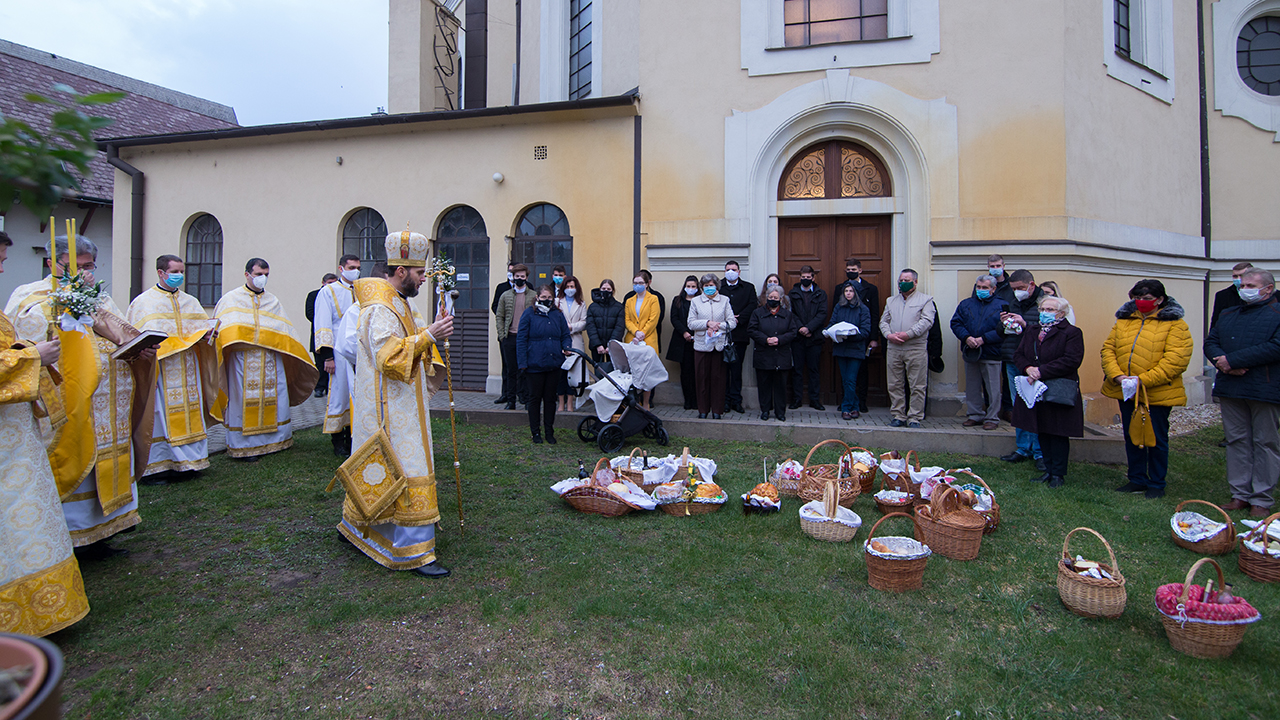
[0,40,238,203]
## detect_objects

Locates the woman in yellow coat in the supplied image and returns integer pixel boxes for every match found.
[624,273,660,407]
[1100,279,1193,499]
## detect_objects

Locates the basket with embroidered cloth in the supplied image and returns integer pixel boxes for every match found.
[797,439,862,507]
[552,458,656,517]
[1169,500,1236,556]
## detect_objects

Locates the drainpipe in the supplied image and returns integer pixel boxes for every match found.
[105,144,145,301]
[514,0,521,105]
[1197,0,1214,377]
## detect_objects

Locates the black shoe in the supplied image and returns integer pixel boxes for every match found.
[698,413,708,419]
[234,455,260,463]
[907,421,922,429]
[505,401,516,410]
[140,475,169,486]
[412,562,451,578]
[684,403,696,410]
[75,541,130,561]
[1034,457,1048,473]
[494,395,510,404]
[711,413,722,420]
[1218,438,1227,447]
[332,444,346,458]
[789,402,802,410]
[889,419,906,427]
[1047,475,1065,489]
[531,433,543,444]
[545,430,557,445]
[1001,452,1029,463]
[760,411,770,421]
[775,412,785,421]
[859,403,869,413]
[732,404,746,414]
[1029,472,1050,483]
[1144,488,1165,499]
[1115,482,1146,493]
[811,402,825,411]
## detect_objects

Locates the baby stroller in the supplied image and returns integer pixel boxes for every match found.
[570,340,670,453]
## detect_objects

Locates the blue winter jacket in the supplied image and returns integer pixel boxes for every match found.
[1204,295,1280,404]
[951,292,1008,362]
[826,300,872,359]
[517,306,571,372]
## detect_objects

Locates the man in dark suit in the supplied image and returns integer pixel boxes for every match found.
[491,261,515,403]
[788,265,828,410]
[719,260,756,414]
[834,257,880,413]
[1211,262,1253,329]
[306,273,338,397]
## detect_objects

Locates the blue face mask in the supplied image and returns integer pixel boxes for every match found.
[553,275,564,285]
[164,272,184,289]
[975,288,992,300]
[633,283,646,295]
[1039,311,1058,325]
[702,286,716,297]
[988,267,1003,277]
[1234,277,1243,288]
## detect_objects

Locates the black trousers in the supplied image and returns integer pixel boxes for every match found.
[725,340,748,406]
[757,368,789,415]
[790,342,822,403]
[526,370,558,434]
[312,352,330,393]
[500,335,527,403]
[678,348,697,408]
[1039,433,1071,477]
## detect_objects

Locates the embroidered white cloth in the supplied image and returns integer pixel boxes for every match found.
[822,321,860,342]
[1120,376,1139,401]
[1015,375,1047,408]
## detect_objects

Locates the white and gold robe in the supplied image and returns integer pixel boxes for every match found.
[6,281,143,546]
[127,285,218,475]
[212,286,319,458]
[0,313,90,636]
[339,278,446,569]
[314,279,355,434]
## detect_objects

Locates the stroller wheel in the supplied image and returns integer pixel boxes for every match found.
[641,424,656,439]
[576,416,599,442]
[597,424,626,454]
[656,426,670,446]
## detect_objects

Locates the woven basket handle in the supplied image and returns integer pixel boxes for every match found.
[1178,557,1225,606]
[1174,499,1235,539]
[627,447,643,465]
[947,468,994,498]
[823,479,839,519]
[1062,527,1121,575]
[903,449,920,473]
[930,485,963,518]
[868,511,916,539]
[879,468,911,494]
[592,457,611,484]
[1243,511,1280,544]
[802,438,854,472]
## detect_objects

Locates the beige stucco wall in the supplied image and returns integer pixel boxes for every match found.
[109,109,637,380]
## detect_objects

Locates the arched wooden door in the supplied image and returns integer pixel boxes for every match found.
[435,206,489,391]
[777,140,892,407]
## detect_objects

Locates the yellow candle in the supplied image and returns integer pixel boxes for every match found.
[48,217,57,289]
[66,219,76,276]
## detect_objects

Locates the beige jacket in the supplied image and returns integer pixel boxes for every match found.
[879,290,936,349]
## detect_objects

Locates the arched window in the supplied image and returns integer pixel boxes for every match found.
[342,208,388,276]
[185,213,223,306]
[436,206,489,310]
[514,203,572,286]
[778,140,891,200]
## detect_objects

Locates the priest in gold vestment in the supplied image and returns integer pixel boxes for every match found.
[127,255,218,480]
[4,235,151,559]
[211,258,319,459]
[339,230,454,578]
[0,231,91,636]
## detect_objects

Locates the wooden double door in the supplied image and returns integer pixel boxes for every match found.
[778,215,892,407]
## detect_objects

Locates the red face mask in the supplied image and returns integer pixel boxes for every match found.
[1135,298,1158,314]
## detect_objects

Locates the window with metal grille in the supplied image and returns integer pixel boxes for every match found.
[1115,0,1132,58]
[534,145,548,160]
[569,0,593,100]
[184,213,223,306]
[1238,15,1280,96]
[436,206,490,310]
[783,0,888,47]
[514,203,572,287]
[342,208,388,277]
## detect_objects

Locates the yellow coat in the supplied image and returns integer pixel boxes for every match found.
[1100,299,1193,406]
[624,293,660,352]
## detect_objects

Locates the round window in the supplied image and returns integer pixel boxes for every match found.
[1238,16,1280,96]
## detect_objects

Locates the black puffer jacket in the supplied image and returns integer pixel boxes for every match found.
[586,295,625,351]
[1000,285,1045,363]
[748,306,799,370]
[1205,295,1280,404]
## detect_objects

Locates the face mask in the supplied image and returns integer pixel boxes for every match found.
[1014,289,1030,302]
[1239,287,1265,303]
[1134,298,1158,314]
[591,289,606,303]
[724,269,739,282]
[553,275,564,285]
[975,288,992,300]
[250,274,268,291]
[846,271,859,281]
[513,277,527,289]
[1233,277,1243,288]
[801,279,813,289]
[685,287,697,296]
[988,267,1004,277]
[341,268,360,283]
[703,286,716,297]
[507,272,514,283]
[564,288,576,298]
[898,281,914,293]
[164,272,184,289]
[1039,311,1058,325]
[536,299,552,311]
[634,283,646,295]
[766,298,780,309]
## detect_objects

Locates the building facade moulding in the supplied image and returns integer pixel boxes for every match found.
[1214,0,1280,139]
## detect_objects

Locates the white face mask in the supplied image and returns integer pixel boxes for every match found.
[507,272,514,282]
[341,268,360,283]
[1239,287,1266,303]
[724,269,739,282]
[685,287,697,296]
[250,274,268,291]
[1014,289,1030,302]
[564,288,576,298]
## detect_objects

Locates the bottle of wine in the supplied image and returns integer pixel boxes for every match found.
[642,452,649,470]
[577,460,588,480]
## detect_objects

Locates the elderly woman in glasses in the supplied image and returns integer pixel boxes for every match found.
[1012,295,1084,489]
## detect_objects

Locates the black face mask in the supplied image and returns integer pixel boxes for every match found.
[592,289,608,303]
[846,271,859,281]
[513,277,527,288]
[537,299,553,310]
[766,299,780,309]
[801,279,813,289]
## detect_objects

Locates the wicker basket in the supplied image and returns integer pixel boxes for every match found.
[1238,511,1280,583]
[1056,527,1127,619]
[669,447,692,485]
[913,487,985,560]
[614,447,647,486]
[864,512,931,592]
[659,499,724,516]
[872,468,915,517]
[948,468,1000,534]
[797,439,861,507]
[799,480,862,542]
[772,457,803,497]
[842,446,879,495]
[1170,500,1237,556]
[562,459,639,517]
[1158,558,1261,658]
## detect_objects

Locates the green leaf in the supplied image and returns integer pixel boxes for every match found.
[22,93,54,104]
[78,91,126,106]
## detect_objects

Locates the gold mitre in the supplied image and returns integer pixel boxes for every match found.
[385,228,429,267]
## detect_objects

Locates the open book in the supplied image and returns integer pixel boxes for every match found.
[110,330,167,361]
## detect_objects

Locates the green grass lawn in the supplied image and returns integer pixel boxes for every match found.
[51,421,1279,719]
